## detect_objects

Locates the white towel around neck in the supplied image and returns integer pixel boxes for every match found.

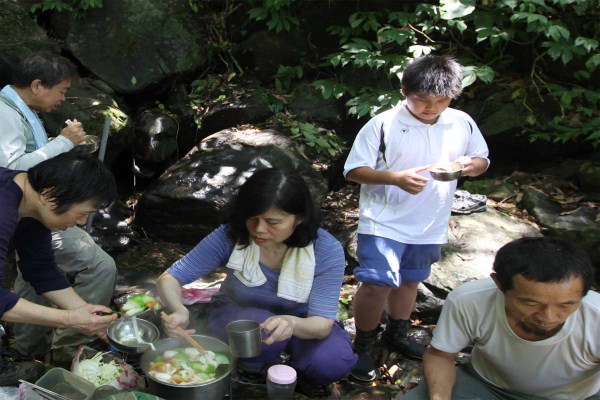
[227,239,316,303]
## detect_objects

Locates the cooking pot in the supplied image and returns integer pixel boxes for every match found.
[140,335,233,400]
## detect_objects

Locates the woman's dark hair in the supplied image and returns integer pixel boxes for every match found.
[401,54,463,99]
[493,236,593,296]
[28,152,116,214]
[13,51,78,89]
[226,168,319,248]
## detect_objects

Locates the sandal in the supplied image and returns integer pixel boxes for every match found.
[452,190,487,214]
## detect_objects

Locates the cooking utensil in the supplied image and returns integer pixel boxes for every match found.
[140,335,233,400]
[428,162,464,181]
[160,312,206,355]
[107,317,160,354]
[132,315,156,351]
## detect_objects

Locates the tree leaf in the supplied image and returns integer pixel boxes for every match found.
[440,0,476,20]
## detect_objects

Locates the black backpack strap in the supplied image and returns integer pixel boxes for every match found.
[378,123,387,164]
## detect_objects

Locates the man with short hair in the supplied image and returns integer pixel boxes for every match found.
[400,236,600,400]
[0,152,119,385]
[0,51,118,368]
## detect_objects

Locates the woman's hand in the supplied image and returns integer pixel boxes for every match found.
[260,315,296,345]
[260,315,334,343]
[162,309,195,339]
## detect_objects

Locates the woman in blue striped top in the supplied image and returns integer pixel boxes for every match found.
[157,168,358,395]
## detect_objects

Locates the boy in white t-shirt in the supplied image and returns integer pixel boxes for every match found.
[343,54,489,382]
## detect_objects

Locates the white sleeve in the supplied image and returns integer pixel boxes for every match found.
[343,117,382,177]
[429,293,476,353]
[464,115,490,168]
[0,109,73,170]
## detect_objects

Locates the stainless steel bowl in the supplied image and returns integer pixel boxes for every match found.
[107,318,160,354]
[72,135,100,154]
[428,162,463,181]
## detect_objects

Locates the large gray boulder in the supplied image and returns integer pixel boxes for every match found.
[427,208,542,294]
[0,1,59,84]
[52,0,212,94]
[134,128,327,244]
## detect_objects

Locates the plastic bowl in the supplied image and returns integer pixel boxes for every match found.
[107,317,160,354]
[428,162,463,181]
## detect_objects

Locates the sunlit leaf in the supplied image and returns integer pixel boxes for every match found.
[440,0,476,20]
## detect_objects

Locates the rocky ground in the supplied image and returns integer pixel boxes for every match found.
[1,167,597,399]
[108,169,599,399]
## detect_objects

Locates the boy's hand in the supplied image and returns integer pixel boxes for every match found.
[396,166,430,195]
[455,156,488,177]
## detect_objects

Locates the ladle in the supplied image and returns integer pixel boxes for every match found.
[132,315,156,351]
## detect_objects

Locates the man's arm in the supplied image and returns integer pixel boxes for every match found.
[422,346,458,400]
[0,105,78,170]
[2,296,116,336]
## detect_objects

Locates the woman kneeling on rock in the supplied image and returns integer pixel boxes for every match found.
[157,168,358,397]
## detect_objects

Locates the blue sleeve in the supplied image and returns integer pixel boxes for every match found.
[14,218,70,294]
[307,229,346,320]
[167,225,234,285]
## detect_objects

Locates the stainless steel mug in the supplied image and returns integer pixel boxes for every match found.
[226,320,262,358]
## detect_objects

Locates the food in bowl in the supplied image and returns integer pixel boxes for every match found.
[146,347,230,385]
[428,162,463,181]
[120,293,161,317]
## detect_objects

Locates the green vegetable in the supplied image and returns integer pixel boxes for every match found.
[214,353,230,365]
[121,294,161,316]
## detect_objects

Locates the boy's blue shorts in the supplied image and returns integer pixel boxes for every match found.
[354,234,442,287]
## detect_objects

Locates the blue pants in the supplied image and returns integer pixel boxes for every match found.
[209,302,358,385]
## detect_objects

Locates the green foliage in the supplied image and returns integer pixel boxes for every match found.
[30,0,103,18]
[275,65,303,92]
[188,74,232,130]
[248,0,300,33]
[337,288,352,322]
[250,0,600,146]
[275,113,347,158]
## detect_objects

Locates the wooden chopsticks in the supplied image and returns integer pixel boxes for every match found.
[160,311,206,355]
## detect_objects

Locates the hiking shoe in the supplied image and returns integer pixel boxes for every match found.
[349,352,377,383]
[452,190,487,214]
[0,355,46,386]
[349,327,380,383]
[382,318,427,361]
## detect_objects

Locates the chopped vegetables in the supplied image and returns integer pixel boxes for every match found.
[147,347,230,385]
[121,294,161,317]
[72,351,122,387]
